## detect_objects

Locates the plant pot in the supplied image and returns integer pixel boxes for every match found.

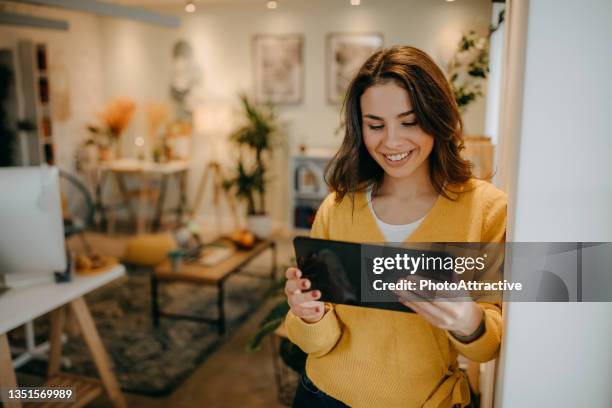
[247,214,273,239]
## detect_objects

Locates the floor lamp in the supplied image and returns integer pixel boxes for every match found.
[191,161,239,233]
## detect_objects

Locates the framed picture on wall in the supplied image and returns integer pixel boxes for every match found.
[252,34,304,104]
[327,32,384,104]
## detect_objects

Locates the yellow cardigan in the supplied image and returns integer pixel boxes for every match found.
[285,178,507,408]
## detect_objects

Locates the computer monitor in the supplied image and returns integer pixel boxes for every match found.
[0,166,66,288]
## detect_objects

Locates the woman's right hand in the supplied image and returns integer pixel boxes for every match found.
[285,267,324,323]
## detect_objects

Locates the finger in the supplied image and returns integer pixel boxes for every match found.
[400,300,425,314]
[292,301,324,318]
[414,299,447,317]
[398,289,455,316]
[402,275,438,300]
[402,300,439,319]
[428,299,463,315]
[400,300,438,322]
[285,267,302,280]
[412,301,454,327]
[392,277,421,302]
[399,299,420,313]
[288,290,321,307]
[395,287,430,303]
[300,300,323,309]
[430,286,471,302]
[301,301,325,316]
[401,300,448,327]
[284,278,311,295]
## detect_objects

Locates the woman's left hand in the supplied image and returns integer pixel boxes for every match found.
[394,276,483,336]
[399,298,483,337]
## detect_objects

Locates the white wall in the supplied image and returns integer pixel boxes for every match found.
[98,0,492,228]
[495,0,612,406]
[2,0,493,229]
[153,0,492,145]
[484,3,505,147]
[98,17,177,159]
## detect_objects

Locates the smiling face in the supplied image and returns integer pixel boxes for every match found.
[361,80,434,180]
[326,46,471,202]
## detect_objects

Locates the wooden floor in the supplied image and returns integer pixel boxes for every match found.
[17,232,294,408]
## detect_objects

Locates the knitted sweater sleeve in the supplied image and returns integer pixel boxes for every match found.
[285,194,343,357]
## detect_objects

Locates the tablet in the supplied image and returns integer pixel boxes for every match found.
[293,237,455,313]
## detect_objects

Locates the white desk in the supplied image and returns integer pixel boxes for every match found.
[101,159,189,175]
[0,266,124,334]
[0,266,127,408]
[94,159,189,233]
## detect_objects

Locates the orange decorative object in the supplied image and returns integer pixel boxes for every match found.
[98,98,136,139]
[75,255,119,276]
[231,229,256,250]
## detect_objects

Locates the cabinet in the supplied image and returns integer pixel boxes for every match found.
[290,148,334,231]
[1,39,55,166]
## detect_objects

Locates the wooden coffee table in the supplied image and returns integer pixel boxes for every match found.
[151,239,277,334]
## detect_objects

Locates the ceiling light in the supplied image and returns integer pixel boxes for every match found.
[446,0,456,2]
[351,0,361,5]
[267,0,278,10]
[185,1,196,13]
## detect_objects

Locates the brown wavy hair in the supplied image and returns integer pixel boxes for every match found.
[326,45,473,202]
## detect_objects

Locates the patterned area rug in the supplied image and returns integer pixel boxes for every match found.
[14,267,271,396]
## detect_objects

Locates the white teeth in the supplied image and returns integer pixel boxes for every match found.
[384,151,411,162]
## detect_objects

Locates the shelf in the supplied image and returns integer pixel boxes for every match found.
[24,373,103,408]
[290,151,332,231]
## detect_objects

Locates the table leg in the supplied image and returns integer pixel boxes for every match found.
[153,174,169,231]
[95,171,108,231]
[136,173,149,234]
[10,320,68,370]
[0,333,21,408]
[177,170,188,224]
[114,173,136,232]
[47,306,65,377]
[217,281,225,335]
[69,297,126,408]
[151,275,160,328]
[270,242,278,281]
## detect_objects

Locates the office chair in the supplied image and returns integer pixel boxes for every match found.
[59,170,95,254]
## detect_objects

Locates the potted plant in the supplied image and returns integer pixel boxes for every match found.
[447,11,504,113]
[223,94,281,239]
[247,276,307,404]
[87,98,136,160]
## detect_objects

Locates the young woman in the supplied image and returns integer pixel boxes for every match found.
[284,46,506,408]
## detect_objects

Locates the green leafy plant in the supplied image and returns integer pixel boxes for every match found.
[448,10,505,112]
[223,94,281,215]
[447,31,489,112]
[246,276,307,373]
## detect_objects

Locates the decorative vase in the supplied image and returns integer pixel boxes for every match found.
[99,146,114,162]
[247,214,273,239]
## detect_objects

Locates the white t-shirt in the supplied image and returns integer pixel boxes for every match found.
[366,188,426,243]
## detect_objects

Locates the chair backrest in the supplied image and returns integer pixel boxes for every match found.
[59,170,94,236]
